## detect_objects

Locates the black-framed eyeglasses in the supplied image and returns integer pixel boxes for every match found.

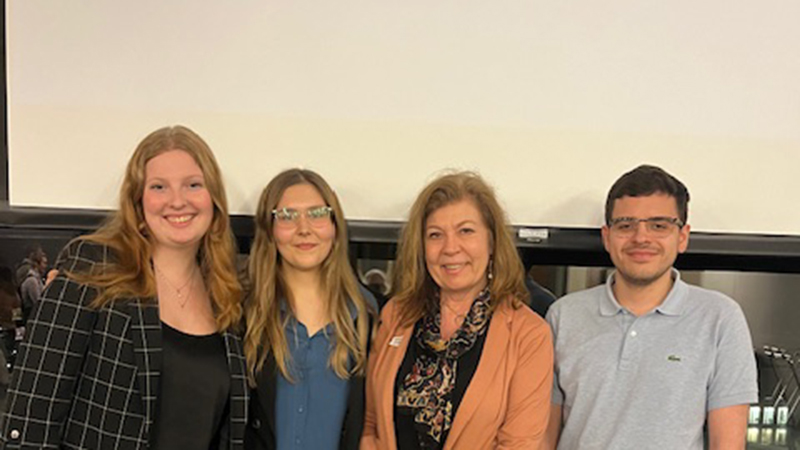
[608,216,684,237]
[271,206,333,228]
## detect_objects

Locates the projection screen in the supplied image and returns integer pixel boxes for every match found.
[6,1,800,235]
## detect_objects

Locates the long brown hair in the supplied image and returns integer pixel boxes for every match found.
[392,171,528,326]
[244,168,372,383]
[70,125,242,330]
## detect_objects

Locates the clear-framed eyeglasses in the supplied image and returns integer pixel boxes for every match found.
[272,206,333,228]
[608,216,684,237]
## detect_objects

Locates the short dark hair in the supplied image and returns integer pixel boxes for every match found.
[605,165,690,225]
[26,245,47,265]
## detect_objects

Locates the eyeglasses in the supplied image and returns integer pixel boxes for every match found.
[272,206,333,228]
[608,216,684,237]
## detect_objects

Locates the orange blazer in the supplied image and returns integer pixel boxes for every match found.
[361,298,553,450]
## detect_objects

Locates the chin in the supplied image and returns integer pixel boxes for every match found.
[619,269,670,286]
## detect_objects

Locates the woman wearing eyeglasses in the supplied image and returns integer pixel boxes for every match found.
[243,168,376,450]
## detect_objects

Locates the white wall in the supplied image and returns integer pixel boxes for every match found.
[7,1,800,234]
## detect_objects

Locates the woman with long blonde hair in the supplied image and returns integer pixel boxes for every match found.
[1,126,247,449]
[243,169,375,450]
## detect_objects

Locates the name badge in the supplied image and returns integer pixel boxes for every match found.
[389,336,403,347]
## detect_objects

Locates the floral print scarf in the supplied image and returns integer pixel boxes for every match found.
[396,289,492,448]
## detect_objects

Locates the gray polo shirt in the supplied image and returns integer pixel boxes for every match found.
[547,270,758,450]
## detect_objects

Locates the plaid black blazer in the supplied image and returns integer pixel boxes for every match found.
[0,240,248,449]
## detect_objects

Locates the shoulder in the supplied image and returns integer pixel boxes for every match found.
[378,297,402,327]
[682,282,747,323]
[546,285,604,320]
[499,301,552,346]
[20,274,38,288]
[57,238,115,272]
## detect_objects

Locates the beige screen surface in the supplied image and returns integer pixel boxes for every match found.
[7,1,800,234]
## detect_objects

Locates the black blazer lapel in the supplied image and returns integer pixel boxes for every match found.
[260,356,279,436]
[126,299,163,437]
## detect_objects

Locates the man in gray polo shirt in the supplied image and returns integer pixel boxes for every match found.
[544,165,758,450]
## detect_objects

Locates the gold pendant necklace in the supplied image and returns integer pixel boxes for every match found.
[155,264,197,308]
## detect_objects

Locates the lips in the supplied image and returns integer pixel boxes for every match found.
[295,243,318,251]
[625,250,659,262]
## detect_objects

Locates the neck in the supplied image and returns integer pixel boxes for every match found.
[440,282,486,310]
[612,270,674,316]
[282,265,329,332]
[151,245,199,277]
[282,265,325,306]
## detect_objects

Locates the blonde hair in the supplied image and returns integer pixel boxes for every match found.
[244,169,372,383]
[392,171,528,326]
[71,125,242,330]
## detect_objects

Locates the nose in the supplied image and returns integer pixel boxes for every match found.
[442,233,460,255]
[168,188,187,209]
[630,221,651,241]
[295,213,311,235]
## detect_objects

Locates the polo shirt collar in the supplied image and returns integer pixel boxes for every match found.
[600,268,688,317]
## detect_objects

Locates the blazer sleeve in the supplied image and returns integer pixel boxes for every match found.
[495,314,554,450]
[1,240,102,449]
[360,299,396,450]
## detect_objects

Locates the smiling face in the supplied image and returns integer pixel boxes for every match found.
[273,183,336,274]
[424,199,492,301]
[602,193,690,288]
[142,149,213,253]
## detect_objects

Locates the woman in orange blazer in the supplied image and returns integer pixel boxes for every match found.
[362,172,553,450]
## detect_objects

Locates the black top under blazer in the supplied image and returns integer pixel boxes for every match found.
[245,316,372,450]
[0,240,249,450]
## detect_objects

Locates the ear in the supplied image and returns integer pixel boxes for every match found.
[601,225,611,253]
[677,224,691,253]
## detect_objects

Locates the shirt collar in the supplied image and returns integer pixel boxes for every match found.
[600,268,688,317]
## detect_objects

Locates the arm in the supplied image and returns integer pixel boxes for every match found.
[705,301,757,450]
[708,405,748,450]
[1,241,100,448]
[360,300,394,450]
[495,318,554,450]
[542,404,561,450]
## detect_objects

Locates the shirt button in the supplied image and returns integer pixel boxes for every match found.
[10,429,20,439]
[298,406,304,413]
[251,418,262,429]
[630,330,638,337]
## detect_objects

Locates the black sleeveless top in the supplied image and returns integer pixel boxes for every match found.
[150,321,230,450]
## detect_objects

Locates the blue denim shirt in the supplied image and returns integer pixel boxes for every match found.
[275,289,376,450]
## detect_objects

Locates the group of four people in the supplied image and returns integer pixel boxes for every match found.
[0,125,756,449]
